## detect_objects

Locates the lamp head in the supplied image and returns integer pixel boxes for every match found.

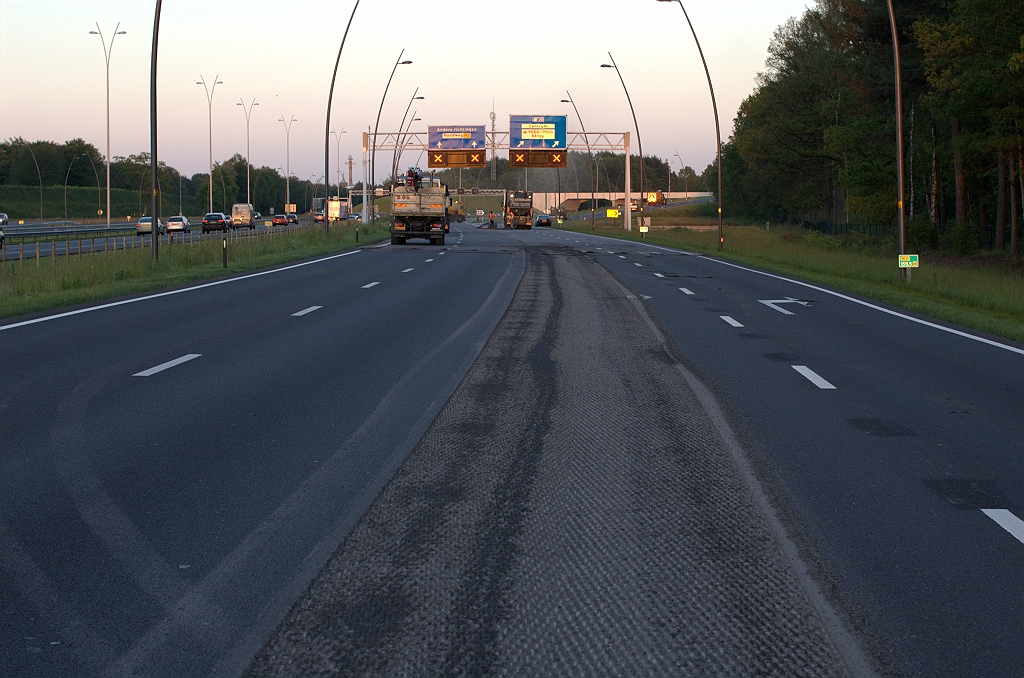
[89,30,99,34]
[560,99,570,103]
[400,60,412,65]
[116,31,126,35]
[414,96,424,100]
[600,64,613,68]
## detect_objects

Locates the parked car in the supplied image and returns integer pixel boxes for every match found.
[201,212,229,232]
[534,215,552,228]
[136,217,166,235]
[0,213,8,225]
[286,212,299,224]
[271,214,288,226]
[166,215,191,233]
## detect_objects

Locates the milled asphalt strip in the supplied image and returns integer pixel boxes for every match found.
[0,248,363,332]
[291,306,322,317]
[612,278,878,678]
[981,509,1024,545]
[133,354,202,377]
[559,230,1024,356]
[792,365,837,390]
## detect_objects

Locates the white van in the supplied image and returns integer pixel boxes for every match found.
[231,203,255,229]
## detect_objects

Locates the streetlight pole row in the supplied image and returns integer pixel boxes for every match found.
[370,49,412,217]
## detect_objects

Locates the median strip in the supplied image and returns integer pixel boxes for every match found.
[792,365,836,390]
[133,354,202,377]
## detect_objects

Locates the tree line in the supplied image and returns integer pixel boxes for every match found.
[720,0,1024,254]
[0,138,339,219]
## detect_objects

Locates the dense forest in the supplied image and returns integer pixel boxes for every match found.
[720,0,1024,254]
[0,138,336,219]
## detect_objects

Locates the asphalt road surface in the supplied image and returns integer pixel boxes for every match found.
[2,225,1021,677]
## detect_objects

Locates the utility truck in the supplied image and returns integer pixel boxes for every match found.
[503,190,533,229]
[390,167,450,246]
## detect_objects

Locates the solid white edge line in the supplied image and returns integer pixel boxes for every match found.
[291,306,322,317]
[133,353,202,377]
[556,229,1024,357]
[1,249,363,332]
[981,509,1024,545]
[720,315,744,328]
[792,365,836,389]
[361,282,380,289]
[703,257,1024,356]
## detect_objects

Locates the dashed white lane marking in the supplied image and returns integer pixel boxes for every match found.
[361,282,380,289]
[619,255,626,259]
[680,288,694,295]
[634,262,643,267]
[402,268,414,273]
[439,252,446,255]
[981,509,1024,545]
[654,273,665,278]
[425,258,434,262]
[292,306,322,317]
[134,354,202,377]
[792,365,836,390]
[720,316,744,328]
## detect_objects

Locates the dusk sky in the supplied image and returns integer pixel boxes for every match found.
[1,0,812,182]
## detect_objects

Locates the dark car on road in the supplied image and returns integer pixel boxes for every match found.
[0,213,8,225]
[286,213,299,224]
[534,215,552,228]
[201,212,229,232]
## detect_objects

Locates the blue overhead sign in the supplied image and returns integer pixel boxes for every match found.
[428,125,486,150]
[510,115,567,149]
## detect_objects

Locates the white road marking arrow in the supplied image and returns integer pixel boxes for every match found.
[758,297,811,315]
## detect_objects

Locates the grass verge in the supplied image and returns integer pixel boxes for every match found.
[0,221,390,320]
[556,215,1024,344]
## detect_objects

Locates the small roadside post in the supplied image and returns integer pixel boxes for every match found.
[1,228,5,270]
[222,232,228,268]
[898,254,919,282]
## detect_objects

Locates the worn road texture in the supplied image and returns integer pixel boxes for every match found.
[246,247,849,677]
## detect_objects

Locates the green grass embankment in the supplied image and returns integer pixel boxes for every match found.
[557,210,1024,343]
[0,221,389,320]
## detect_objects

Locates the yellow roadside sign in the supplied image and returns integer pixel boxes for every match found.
[607,208,620,218]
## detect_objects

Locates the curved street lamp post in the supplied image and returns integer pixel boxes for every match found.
[561,91,595,229]
[324,1,360,232]
[196,75,223,214]
[89,22,126,232]
[237,98,259,204]
[601,54,645,233]
[656,0,723,248]
[279,115,297,210]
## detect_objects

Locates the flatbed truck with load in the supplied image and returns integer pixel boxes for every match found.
[390,167,450,246]
[503,190,533,229]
